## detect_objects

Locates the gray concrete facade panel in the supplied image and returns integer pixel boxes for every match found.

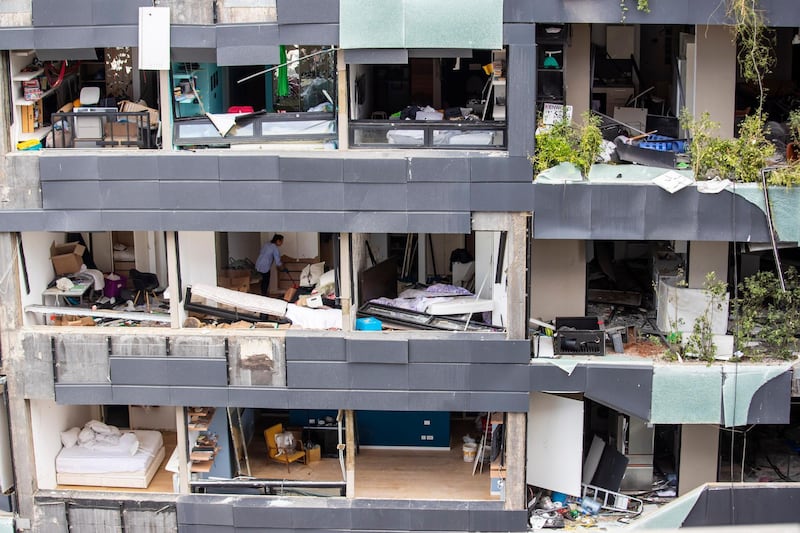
[406,212,471,233]
[286,389,348,409]
[110,357,170,386]
[407,182,469,212]
[170,386,229,406]
[100,210,164,229]
[42,181,101,209]
[470,509,528,532]
[408,157,469,182]
[590,185,647,240]
[408,363,469,391]
[350,507,410,531]
[281,182,344,210]
[530,363,587,392]
[502,0,735,25]
[219,155,279,181]
[92,0,150,25]
[585,364,653,421]
[217,45,280,66]
[507,44,536,157]
[407,391,468,411]
[279,157,343,182]
[471,182,534,211]
[469,391,530,411]
[746,371,792,424]
[216,23,279,46]
[349,390,409,410]
[40,155,98,181]
[178,496,235,526]
[58,209,104,230]
[219,182,283,210]
[285,335,346,361]
[54,384,113,404]
[99,181,161,209]
[469,363,530,391]
[158,155,220,181]
[227,387,289,408]
[97,156,158,180]
[34,25,138,48]
[342,158,408,183]
[348,363,409,390]
[343,211,408,232]
[346,338,408,363]
[32,0,92,26]
[277,0,339,24]
[282,211,345,231]
[168,358,229,386]
[470,156,533,183]
[286,362,349,388]
[0,28,34,49]
[171,25,217,48]
[112,385,170,405]
[343,183,407,211]
[159,182,221,210]
[503,22,536,45]
[279,23,339,45]
[216,211,285,231]
[344,48,408,64]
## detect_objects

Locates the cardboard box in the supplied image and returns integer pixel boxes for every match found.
[306,445,321,462]
[119,100,159,128]
[104,121,139,140]
[50,241,86,275]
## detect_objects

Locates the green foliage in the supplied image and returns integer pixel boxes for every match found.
[683,273,728,362]
[680,109,776,183]
[619,0,650,22]
[727,0,775,109]
[788,109,800,145]
[532,111,603,177]
[735,268,800,360]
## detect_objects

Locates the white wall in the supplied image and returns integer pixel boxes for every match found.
[530,239,586,322]
[30,400,97,489]
[19,232,65,326]
[693,25,736,138]
[178,231,217,289]
[688,241,728,289]
[227,232,261,264]
[679,424,720,496]
[277,232,319,259]
[566,23,591,118]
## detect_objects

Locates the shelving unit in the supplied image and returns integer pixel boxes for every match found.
[9,51,52,144]
[536,25,567,110]
[172,62,223,118]
[187,407,219,474]
[489,49,506,121]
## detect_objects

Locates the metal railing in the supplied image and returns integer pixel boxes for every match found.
[173,111,336,147]
[49,110,154,149]
[349,120,506,149]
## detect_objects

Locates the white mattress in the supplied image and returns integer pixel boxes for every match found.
[56,430,163,474]
[425,296,494,315]
[113,249,136,261]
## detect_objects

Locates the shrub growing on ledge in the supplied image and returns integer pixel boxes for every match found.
[532,111,602,178]
[735,267,800,360]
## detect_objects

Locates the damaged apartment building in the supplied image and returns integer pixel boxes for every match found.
[0,1,798,532]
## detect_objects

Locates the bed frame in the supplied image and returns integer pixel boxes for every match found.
[56,446,165,489]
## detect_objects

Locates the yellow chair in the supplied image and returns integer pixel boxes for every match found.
[264,423,306,472]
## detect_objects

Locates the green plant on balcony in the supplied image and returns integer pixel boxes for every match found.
[532,111,602,178]
[619,0,650,23]
[735,268,800,360]
[683,273,728,362]
[728,0,774,110]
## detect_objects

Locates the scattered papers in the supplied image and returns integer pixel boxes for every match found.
[696,178,732,194]
[652,170,693,193]
[542,102,573,125]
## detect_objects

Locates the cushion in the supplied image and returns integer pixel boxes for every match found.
[120,432,139,456]
[60,427,80,449]
[300,262,325,287]
[78,427,95,445]
[86,420,119,435]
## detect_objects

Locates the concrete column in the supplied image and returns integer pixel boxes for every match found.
[175,407,189,493]
[337,49,349,149]
[0,51,11,155]
[679,424,719,496]
[339,233,353,331]
[166,232,182,328]
[158,70,174,150]
[506,213,529,340]
[0,234,35,522]
[503,412,527,510]
[530,239,586,322]
[345,409,355,497]
[694,25,736,138]
[565,23,591,118]
[688,241,728,289]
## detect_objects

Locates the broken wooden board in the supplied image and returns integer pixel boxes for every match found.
[587,289,641,307]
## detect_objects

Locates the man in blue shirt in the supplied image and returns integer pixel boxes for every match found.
[256,234,288,296]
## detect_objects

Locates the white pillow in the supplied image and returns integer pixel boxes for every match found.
[316,269,335,290]
[78,427,95,445]
[86,420,118,435]
[60,427,80,448]
[120,432,139,456]
[299,262,325,287]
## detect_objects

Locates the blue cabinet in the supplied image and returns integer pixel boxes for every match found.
[172,62,223,118]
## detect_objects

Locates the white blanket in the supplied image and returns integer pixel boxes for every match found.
[56,430,163,474]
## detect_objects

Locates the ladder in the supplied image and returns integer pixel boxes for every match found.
[581,483,644,515]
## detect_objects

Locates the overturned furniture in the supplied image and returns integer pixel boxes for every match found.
[184,284,289,323]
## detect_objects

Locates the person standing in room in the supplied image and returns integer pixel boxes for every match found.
[256,234,288,297]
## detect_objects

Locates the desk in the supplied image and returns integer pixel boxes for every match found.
[42,280,92,306]
[303,425,342,458]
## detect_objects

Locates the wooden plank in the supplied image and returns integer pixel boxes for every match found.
[587,289,642,307]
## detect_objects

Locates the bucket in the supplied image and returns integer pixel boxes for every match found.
[104,273,127,298]
[462,443,477,462]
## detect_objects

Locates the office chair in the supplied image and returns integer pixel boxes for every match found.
[264,423,306,473]
[129,269,159,311]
